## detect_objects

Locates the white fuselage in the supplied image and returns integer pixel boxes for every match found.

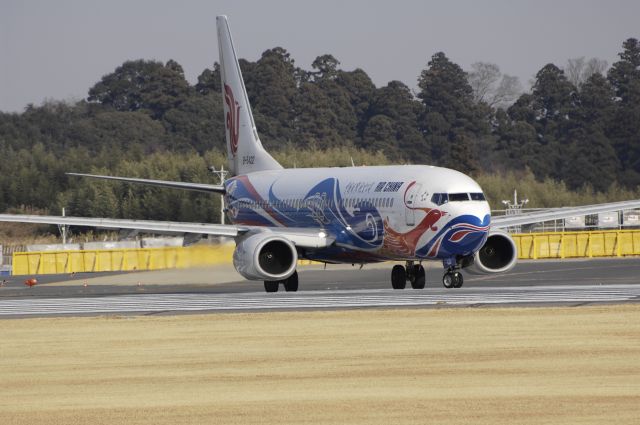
[224,164,491,264]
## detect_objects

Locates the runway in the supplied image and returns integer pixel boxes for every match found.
[1,284,640,317]
[1,257,640,318]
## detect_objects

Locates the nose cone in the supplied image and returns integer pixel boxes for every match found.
[446,201,491,255]
[430,201,491,259]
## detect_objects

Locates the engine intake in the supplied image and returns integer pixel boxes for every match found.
[465,229,518,274]
[233,232,298,281]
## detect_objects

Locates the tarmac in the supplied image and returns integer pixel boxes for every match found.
[1,257,639,317]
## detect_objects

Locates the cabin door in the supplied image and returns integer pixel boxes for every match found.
[404,183,422,226]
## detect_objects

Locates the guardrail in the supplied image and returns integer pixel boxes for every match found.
[512,229,640,259]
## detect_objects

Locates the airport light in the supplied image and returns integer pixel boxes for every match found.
[209,165,229,224]
[502,189,529,212]
[502,190,529,233]
[57,207,68,244]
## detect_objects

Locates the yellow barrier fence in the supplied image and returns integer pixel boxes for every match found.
[513,229,640,259]
[13,229,640,275]
[12,244,235,276]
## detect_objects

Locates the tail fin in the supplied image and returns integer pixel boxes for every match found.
[216,15,282,176]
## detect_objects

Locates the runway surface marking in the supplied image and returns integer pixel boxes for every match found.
[2,284,640,317]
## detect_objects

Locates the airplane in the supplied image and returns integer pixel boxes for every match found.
[2,15,640,292]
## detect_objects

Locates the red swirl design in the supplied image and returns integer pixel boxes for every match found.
[224,84,240,156]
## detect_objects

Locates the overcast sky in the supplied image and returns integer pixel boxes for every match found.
[1,0,639,112]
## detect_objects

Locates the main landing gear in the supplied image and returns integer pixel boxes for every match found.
[264,270,299,293]
[390,261,426,290]
[389,262,465,289]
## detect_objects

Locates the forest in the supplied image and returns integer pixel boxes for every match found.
[1,37,640,227]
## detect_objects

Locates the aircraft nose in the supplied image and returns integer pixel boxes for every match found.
[443,201,491,224]
[439,201,491,256]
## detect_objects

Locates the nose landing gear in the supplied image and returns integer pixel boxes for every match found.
[442,269,463,288]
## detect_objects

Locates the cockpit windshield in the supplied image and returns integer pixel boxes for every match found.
[431,193,448,206]
[449,193,469,202]
[431,192,486,205]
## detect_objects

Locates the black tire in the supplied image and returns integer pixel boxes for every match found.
[453,272,464,288]
[283,271,299,292]
[411,264,426,289]
[264,280,279,293]
[442,272,454,289]
[391,265,406,289]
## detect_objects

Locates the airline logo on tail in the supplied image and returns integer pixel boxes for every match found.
[224,84,240,156]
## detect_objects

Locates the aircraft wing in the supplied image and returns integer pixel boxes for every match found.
[491,199,640,229]
[0,214,334,249]
[67,173,225,194]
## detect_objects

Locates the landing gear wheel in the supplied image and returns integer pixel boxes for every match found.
[283,271,299,292]
[442,272,454,289]
[442,271,464,289]
[453,271,463,288]
[411,265,426,289]
[264,280,279,293]
[391,265,406,289]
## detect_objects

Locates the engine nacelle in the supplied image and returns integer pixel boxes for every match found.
[465,229,518,274]
[233,232,298,281]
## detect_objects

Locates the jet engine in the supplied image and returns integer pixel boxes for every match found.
[465,229,518,274]
[233,232,298,281]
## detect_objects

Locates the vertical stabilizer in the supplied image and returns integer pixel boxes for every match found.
[216,15,283,176]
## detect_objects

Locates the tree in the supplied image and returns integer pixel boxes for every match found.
[294,82,345,147]
[362,115,396,154]
[334,68,377,138]
[607,38,640,186]
[564,57,608,88]
[417,52,486,166]
[195,63,221,95]
[562,127,618,191]
[161,94,225,153]
[529,64,579,179]
[467,62,522,109]
[608,38,640,103]
[242,48,299,148]
[311,54,340,81]
[494,110,541,173]
[568,74,618,191]
[293,55,358,148]
[363,81,427,161]
[87,59,192,119]
[531,64,578,124]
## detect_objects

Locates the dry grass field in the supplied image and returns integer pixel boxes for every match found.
[1,305,639,425]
